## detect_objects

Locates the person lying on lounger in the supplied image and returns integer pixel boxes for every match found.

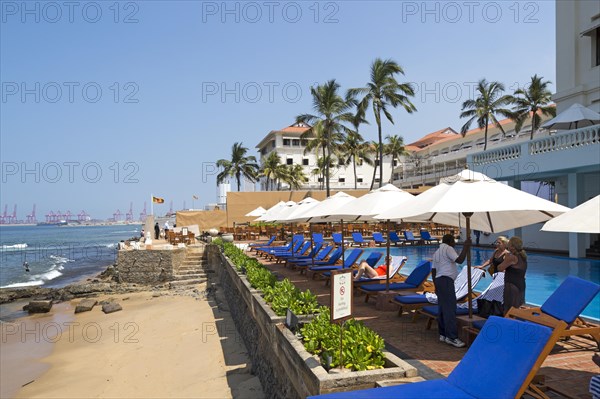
[353,256,391,281]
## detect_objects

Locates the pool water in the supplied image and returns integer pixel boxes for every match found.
[348,246,600,320]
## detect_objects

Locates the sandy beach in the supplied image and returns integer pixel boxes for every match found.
[1,285,263,399]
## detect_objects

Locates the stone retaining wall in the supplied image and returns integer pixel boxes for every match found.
[205,245,417,398]
[117,248,186,284]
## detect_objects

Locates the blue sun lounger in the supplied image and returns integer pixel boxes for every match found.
[283,241,323,264]
[371,232,386,246]
[332,233,343,246]
[351,232,369,247]
[248,235,276,251]
[359,260,432,302]
[287,245,333,268]
[309,248,363,277]
[403,231,420,245]
[321,252,383,284]
[393,267,486,318]
[307,316,567,399]
[273,241,311,263]
[296,248,343,274]
[388,231,405,246]
[420,230,440,244]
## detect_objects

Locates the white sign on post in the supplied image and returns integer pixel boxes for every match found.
[331,269,353,322]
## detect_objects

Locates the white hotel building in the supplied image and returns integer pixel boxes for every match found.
[255,122,393,191]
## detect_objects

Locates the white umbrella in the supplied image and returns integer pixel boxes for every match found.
[327,184,415,222]
[290,192,356,264]
[326,184,416,290]
[254,201,286,222]
[542,195,599,234]
[375,171,570,316]
[541,103,600,130]
[261,201,296,222]
[278,197,321,222]
[245,206,267,217]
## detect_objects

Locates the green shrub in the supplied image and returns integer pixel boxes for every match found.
[262,279,320,316]
[301,308,386,371]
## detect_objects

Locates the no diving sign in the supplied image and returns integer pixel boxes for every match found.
[330,269,353,322]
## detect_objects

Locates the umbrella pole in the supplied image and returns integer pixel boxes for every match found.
[463,212,473,318]
[310,223,315,269]
[341,219,345,266]
[385,219,391,292]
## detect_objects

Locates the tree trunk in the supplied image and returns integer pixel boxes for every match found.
[483,118,489,151]
[377,118,383,188]
[236,172,241,191]
[325,141,331,197]
[369,156,377,191]
[353,155,357,190]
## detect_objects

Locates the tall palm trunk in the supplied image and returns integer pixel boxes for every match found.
[353,155,358,189]
[389,157,395,183]
[483,117,489,151]
[530,108,537,141]
[369,157,377,191]
[236,172,241,191]
[376,107,384,188]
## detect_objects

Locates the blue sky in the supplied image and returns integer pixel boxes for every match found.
[1,1,556,219]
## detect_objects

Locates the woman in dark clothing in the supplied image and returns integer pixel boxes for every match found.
[497,236,527,314]
[476,235,509,275]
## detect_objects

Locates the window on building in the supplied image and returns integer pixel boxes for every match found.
[301,139,308,146]
[338,176,346,183]
[283,139,291,146]
[596,28,600,67]
[302,158,309,166]
[318,177,323,182]
[287,158,293,165]
[271,140,276,149]
[357,158,363,166]
[374,178,380,183]
[292,139,300,146]
[393,160,398,167]
[357,177,363,183]
[393,173,399,181]
[375,160,380,166]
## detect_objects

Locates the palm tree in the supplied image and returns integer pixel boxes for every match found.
[460,79,514,151]
[260,151,282,191]
[385,134,407,183]
[512,74,556,141]
[284,164,308,190]
[216,142,259,191]
[366,140,381,191]
[297,80,354,197]
[340,132,373,189]
[350,58,416,187]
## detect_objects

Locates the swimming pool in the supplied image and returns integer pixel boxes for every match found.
[350,246,600,320]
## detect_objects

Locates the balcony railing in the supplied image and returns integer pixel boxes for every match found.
[471,144,521,165]
[529,125,599,155]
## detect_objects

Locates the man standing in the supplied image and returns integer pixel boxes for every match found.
[154,222,160,240]
[432,234,470,348]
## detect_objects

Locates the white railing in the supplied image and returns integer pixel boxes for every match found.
[471,144,522,165]
[529,125,599,155]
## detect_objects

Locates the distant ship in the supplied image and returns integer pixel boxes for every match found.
[37,220,68,226]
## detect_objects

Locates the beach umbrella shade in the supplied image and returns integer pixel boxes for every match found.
[278,197,321,223]
[375,170,570,316]
[254,201,293,222]
[326,184,417,290]
[290,192,357,264]
[542,195,600,234]
[541,103,600,130]
[262,201,297,223]
[245,206,267,217]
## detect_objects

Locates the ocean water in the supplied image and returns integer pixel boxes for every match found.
[354,246,600,320]
[0,224,142,289]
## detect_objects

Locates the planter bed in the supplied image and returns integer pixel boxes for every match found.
[206,245,418,398]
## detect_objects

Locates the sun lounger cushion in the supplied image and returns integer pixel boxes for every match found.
[308,316,554,399]
[421,305,473,317]
[394,294,428,304]
[540,276,600,324]
[360,282,417,292]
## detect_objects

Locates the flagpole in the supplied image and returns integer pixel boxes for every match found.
[151,194,154,216]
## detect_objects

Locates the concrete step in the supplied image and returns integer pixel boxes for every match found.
[168,278,206,288]
[172,275,206,281]
[182,260,206,265]
[175,269,205,276]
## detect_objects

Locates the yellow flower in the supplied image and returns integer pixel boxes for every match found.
[367,345,374,353]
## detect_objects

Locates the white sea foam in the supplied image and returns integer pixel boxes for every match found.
[0,243,28,250]
[40,269,63,281]
[1,280,44,288]
[105,243,116,248]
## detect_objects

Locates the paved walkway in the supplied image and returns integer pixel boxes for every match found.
[249,248,599,398]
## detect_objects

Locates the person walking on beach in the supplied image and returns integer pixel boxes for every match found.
[432,234,470,348]
[154,222,160,240]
